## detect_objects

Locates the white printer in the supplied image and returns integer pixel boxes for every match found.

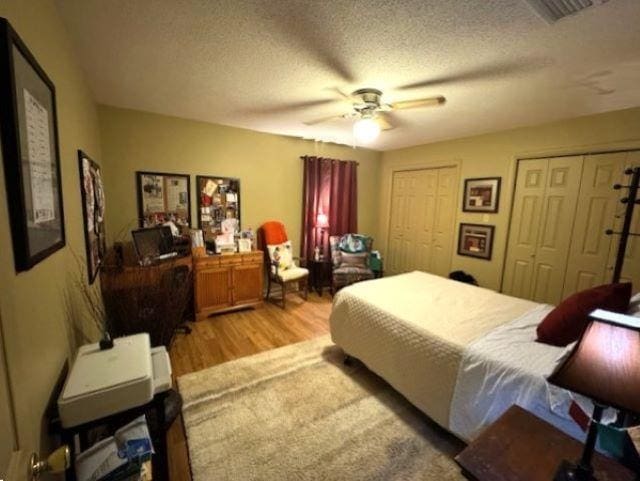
[58,333,172,428]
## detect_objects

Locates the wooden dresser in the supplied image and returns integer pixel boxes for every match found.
[193,251,264,320]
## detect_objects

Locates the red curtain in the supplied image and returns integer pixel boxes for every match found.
[301,156,358,260]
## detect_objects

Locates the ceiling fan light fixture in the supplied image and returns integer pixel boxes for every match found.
[353,116,380,144]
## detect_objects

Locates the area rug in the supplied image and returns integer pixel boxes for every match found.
[178,335,465,481]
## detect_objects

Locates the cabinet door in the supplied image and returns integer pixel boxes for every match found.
[503,158,549,300]
[232,264,263,305]
[195,267,231,312]
[530,155,583,305]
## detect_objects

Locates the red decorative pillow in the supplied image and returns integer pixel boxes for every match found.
[536,282,632,346]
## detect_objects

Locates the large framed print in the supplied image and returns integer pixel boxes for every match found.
[136,171,191,228]
[197,175,240,238]
[458,223,495,260]
[463,177,501,213]
[0,18,65,271]
[78,150,106,284]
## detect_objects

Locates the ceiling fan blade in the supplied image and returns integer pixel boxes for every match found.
[303,113,347,126]
[390,96,446,110]
[376,113,394,131]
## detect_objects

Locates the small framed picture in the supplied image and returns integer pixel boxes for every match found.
[458,223,495,260]
[463,177,501,213]
[238,238,252,253]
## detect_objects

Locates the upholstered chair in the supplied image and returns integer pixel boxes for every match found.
[329,234,375,293]
[258,221,309,308]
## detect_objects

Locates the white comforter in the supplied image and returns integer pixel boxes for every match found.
[330,271,538,428]
[449,305,616,442]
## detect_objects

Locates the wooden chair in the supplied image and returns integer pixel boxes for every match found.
[258,221,309,308]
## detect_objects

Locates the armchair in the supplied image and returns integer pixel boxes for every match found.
[258,221,309,308]
[329,234,375,293]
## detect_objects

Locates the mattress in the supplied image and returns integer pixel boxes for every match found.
[329,271,540,428]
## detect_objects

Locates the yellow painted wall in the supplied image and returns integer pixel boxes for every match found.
[98,106,382,253]
[0,0,102,459]
[380,107,640,291]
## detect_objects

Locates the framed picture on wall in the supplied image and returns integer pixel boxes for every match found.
[136,171,191,228]
[458,223,495,260]
[196,175,240,238]
[0,18,66,271]
[78,150,106,284]
[463,177,501,213]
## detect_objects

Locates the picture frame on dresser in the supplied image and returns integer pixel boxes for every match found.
[78,150,106,284]
[136,171,191,228]
[196,175,240,238]
[463,177,501,213]
[458,223,495,260]
[0,18,66,271]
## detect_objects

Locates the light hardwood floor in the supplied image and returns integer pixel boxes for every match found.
[167,292,332,481]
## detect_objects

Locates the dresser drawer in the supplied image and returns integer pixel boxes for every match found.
[219,255,243,266]
[242,252,263,264]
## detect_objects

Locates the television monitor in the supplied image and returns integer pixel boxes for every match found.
[131,226,174,262]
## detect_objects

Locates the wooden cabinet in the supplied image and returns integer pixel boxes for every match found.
[193,251,263,320]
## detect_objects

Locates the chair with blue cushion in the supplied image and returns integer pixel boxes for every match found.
[329,234,375,294]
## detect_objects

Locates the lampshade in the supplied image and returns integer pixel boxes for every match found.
[316,212,329,228]
[353,117,380,144]
[548,309,640,414]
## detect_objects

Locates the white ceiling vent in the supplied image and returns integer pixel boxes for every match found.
[525,0,610,23]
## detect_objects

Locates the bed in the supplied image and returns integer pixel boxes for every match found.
[329,271,610,442]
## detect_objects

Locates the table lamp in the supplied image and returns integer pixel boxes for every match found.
[315,212,329,259]
[548,309,640,481]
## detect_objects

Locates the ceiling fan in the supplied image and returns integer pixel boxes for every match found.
[303,88,446,143]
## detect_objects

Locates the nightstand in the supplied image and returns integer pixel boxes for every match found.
[307,258,332,296]
[455,405,635,481]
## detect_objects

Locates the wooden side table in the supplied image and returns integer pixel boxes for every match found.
[455,405,635,481]
[307,259,332,296]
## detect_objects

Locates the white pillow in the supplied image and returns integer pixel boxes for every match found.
[267,241,294,271]
[628,292,640,316]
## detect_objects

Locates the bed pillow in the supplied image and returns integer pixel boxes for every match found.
[339,252,368,269]
[536,282,632,346]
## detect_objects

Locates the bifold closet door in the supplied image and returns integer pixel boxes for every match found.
[388,171,418,274]
[387,166,457,275]
[562,152,628,297]
[431,167,457,276]
[503,156,582,304]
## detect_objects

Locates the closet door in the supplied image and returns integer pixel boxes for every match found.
[414,169,438,272]
[387,166,457,276]
[562,153,626,297]
[388,171,416,274]
[503,158,549,299]
[431,167,457,276]
[530,156,582,304]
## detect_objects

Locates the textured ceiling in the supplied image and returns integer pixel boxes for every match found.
[56,0,640,150]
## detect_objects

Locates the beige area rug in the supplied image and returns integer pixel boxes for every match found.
[178,335,465,481]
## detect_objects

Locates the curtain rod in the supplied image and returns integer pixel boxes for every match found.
[300,156,359,166]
